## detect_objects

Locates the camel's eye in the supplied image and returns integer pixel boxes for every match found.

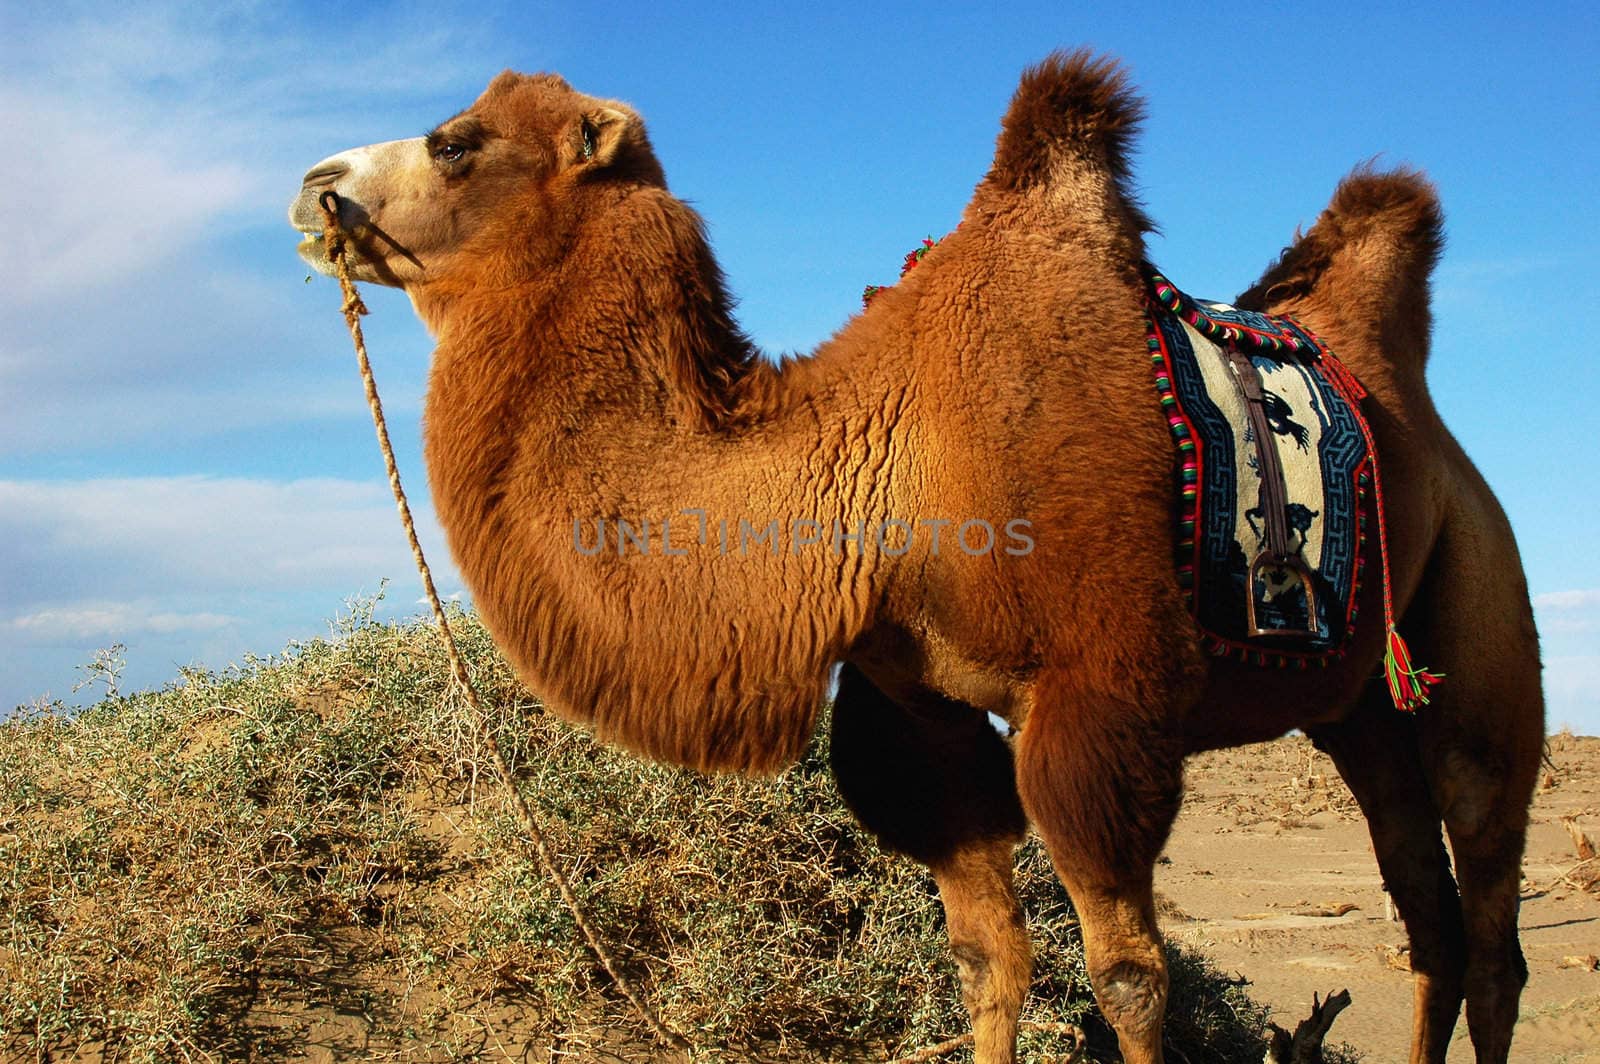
[426,119,486,169]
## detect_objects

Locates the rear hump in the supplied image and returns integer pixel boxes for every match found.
[1238,167,1444,368]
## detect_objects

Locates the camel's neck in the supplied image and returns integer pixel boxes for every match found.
[416,187,892,774]
[424,192,759,412]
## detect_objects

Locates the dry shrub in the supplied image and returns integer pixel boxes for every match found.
[1192,739,1362,828]
[1,597,1348,1062]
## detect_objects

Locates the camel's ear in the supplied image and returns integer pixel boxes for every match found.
[577,107,632,169]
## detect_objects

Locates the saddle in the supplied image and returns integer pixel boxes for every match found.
[1143,268,1371,665]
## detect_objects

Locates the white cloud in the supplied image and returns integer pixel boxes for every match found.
[0,4,506,455]
[0,7,486,305]
[1,473,465,710]
[1531,591,1600,734]
[1435,255,1561,289]
[0,91,254,304]
[0,5,516,708]
[0,475,459,607]
[1533,589,1600,636]
[1533,588,1600,611]
[1544,655,1600,695]
[1544,655,1600,736]
[10,605,236,639]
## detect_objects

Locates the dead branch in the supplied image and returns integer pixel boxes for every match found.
[1266,988,1352,1064]
[1553,855,1600,893]
[1561,815,1596,860]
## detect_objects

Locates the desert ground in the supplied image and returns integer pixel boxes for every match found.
[1159,731,1600,1063]
[262,731,1600,1063]
[6,627,1594,1063]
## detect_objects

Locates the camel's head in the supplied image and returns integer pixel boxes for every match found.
[288,72,663,289]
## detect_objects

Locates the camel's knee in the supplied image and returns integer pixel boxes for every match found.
[943,933,1028,1064]
[1385,849,1466,975]
[928,838,1032,1064]
[944,900,1031,997]
[1465,948,1527,1000]
[951,942,993,1000]
[1091,958,1168,1038]
[951,939,1028,1011]
[934,845,1032,999]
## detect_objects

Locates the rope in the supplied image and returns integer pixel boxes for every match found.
[882,1021,1087,1063]
[885,1032,973,1063]
[316,193,692,1056]
[1313,344,1444,711]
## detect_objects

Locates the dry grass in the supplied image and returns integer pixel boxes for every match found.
[1184,740,1362,829]
[1,594,1352,1062]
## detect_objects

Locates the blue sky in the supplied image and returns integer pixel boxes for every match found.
[3,1,1597,733]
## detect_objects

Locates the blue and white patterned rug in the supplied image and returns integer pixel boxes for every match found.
[1144,268,1372,664]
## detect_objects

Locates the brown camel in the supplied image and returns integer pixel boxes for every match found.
[288,52,1543,1063]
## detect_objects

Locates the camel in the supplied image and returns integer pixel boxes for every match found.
[288,52,1543,1063]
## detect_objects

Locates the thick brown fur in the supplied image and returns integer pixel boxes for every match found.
[289,49,1543,1064]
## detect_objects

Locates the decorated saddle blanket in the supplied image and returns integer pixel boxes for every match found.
[1143,269,1372,663]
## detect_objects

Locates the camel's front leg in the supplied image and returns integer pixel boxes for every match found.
[829,664,1031,1064]
[1015,672,1186,1064]
[1057,872,1168,1061]
[931,839,1032,1063]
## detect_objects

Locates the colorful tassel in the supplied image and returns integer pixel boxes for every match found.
[1384,625,1444,712]
[1315,339,1445,714]
[863,237,942,307]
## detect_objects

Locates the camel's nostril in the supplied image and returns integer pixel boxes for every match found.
[302,160,350,189]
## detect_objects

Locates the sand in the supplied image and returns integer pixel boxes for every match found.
[1159,732,1600,1062]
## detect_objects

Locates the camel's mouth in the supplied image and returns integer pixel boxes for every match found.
[289,187,357,276]
[289,192,404,284]
[289,190,335,272]
[291,138,433,287]
[295,228,339,276]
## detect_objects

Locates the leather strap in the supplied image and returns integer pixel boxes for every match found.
[1226,347,1295,562]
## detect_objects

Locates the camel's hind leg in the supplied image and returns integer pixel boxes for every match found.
[1316,510,1543,1063]
[1408,523,1543,1062]
[1445,761,1535,1064]
[1014,671,1186,1064]
[830,665,1031,1064]
[1309,700,1467,1063]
